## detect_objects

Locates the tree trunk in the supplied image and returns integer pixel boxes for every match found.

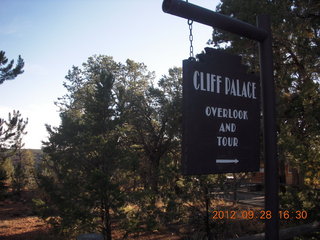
[292,167,305,187]
[279,155,287,193]
[205,185,212,240]
[149,155,160,194]
[292,168,299,186]
[102,203,112,240]
[232,173,238,205]
[298,168,305,187]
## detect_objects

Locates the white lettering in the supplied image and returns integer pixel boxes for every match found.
[219,123,225,132]
[219,123,236,132]
[192,71,222,93]
[225,77,230,95]
[252,82,256,99]
[217,136,239,147]
[200,72,205,91]
[193,72,257,99]
[224,77,257,99]
[205,106,248,120]
[205,106,211,116]
[193,71,200,90]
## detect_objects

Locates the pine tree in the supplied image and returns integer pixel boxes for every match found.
[0,51,24,84]
[0,166,8,200]
[39,57,127,239]
[0,51,26,198]
[11,149,35,197]
[0,110,28,164]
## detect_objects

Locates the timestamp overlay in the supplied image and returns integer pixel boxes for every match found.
[211,210,308,220]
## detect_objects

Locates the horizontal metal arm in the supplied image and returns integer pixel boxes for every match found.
[162,0,268,42]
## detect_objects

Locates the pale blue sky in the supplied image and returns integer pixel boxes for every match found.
[1,0,220,149]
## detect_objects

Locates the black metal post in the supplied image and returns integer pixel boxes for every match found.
[257,15,279,240]
[162,0,267,41]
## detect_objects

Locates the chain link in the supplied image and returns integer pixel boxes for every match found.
[188,20,194,59]
[186,0,194,60]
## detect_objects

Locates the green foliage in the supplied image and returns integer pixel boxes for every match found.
[0,50,24,84]
[280,185,320,222]
[10,149,36,196]
[2,157,14,181]
[11,162,26,196]
[0,110,28,164]
[0,165,8,200]
[22,149,37,189]
[37,57,138,238]
[36,55,187,239]
[0,52,27,196]
[123,66,182,194]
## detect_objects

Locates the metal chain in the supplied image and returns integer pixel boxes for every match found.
[186,0,194,60]
[188,19,194,59]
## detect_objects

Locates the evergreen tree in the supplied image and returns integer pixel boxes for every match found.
[118,66,183,230]
[122,65,182,194]
[11,149,35,196]
[0,166,8,200]
[0,111,28,198]
[12,162,26,197]
[0,110,28,164]
[0,51,26,198]
[39,57,127,239]
[37,55,186,237]
[0,51,24,84]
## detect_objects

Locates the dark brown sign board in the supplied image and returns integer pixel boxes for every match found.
[182,48,260,174]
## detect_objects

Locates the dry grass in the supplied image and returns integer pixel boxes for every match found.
[0,199,51,240]
[0,195,182,240]
[0,191,265,240]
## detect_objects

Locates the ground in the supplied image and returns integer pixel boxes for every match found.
[0,191,183,240]
[3,189,316,240]
[0,189,266,240]
[0,198,50,240]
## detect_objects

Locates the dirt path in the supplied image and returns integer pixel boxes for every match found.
[0,199,50,240]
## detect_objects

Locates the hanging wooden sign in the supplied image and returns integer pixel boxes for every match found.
[182,48,260,174]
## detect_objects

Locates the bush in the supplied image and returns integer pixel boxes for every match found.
[0,166,8,200]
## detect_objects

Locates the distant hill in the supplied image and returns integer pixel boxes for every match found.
[26,149,43,165]
[25,149,42,155]
[9,149,43,165]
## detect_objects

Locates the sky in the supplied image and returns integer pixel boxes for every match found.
[1,0,220,149]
